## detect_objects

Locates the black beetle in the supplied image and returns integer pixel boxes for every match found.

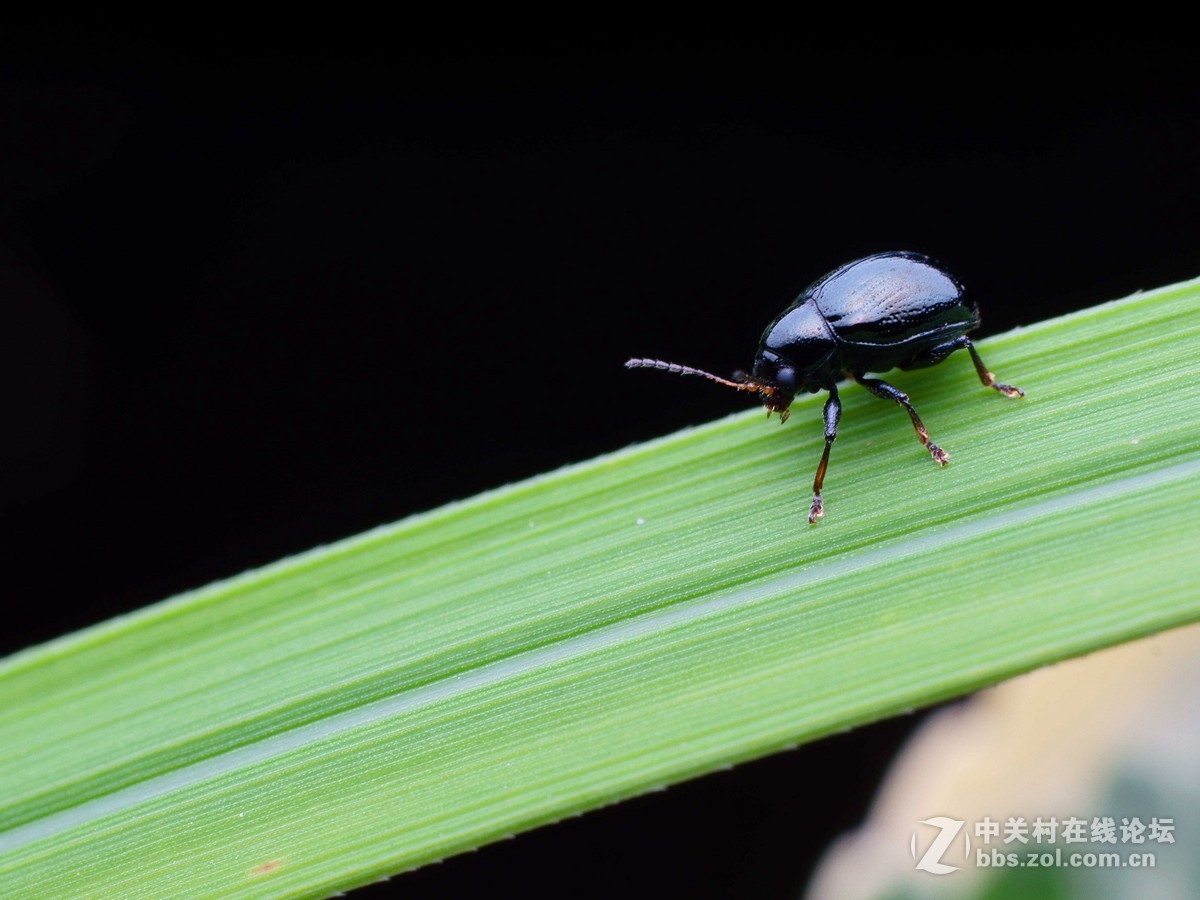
[627,251,1024,523]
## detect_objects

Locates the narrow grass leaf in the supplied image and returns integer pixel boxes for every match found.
[2,280,1198,898]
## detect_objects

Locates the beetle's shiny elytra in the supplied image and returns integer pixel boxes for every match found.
[626,251,1024,523]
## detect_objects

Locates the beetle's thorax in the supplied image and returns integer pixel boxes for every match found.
[753,298,839,394]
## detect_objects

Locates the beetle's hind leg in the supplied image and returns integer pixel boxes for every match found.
[909,336,1024,398]
[853,375,949,466]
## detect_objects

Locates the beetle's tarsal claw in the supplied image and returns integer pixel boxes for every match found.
[808,494,824,524]
[928,443,950,466]
[779,409,790,424]
[996,381,1024,399]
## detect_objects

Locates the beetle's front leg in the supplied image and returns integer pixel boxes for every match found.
[808,383,841,523]
[854,375,949,465]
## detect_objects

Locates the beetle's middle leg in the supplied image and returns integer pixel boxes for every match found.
[853,375,949,465]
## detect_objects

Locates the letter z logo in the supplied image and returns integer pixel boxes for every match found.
[911,816,970,875]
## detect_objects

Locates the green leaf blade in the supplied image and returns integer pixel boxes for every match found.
[2,281,1199,898]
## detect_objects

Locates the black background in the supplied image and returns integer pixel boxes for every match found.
[4,28,1198,898]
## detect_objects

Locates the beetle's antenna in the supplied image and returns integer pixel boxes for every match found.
[624,358,776,398]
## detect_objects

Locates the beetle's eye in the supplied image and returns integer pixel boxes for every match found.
[774,366,797,395]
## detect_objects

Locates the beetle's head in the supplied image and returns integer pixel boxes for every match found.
[745,350,800,422]
[624,357,785,418]
[753,299,839,407]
